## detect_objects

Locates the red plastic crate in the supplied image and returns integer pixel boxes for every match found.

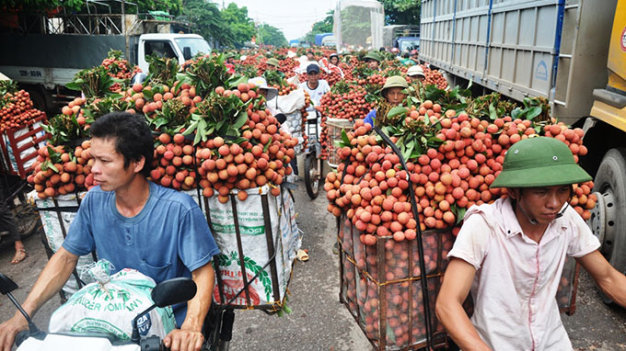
[0,114,49,179]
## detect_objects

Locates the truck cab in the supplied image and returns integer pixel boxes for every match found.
[395,36,420,53]
[137,33,211,72]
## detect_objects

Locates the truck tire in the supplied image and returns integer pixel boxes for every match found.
[591,148,626,277]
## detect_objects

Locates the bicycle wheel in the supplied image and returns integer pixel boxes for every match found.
[304,152,323,199]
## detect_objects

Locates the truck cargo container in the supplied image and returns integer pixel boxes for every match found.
[420,0,626,278]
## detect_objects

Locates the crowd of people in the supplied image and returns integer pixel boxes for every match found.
[0,45,624,351]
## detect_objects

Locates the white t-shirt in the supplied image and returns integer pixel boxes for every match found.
[300,80,330,107]
[448,197,600,351]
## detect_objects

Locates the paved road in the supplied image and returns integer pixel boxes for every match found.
[1,170,625,350]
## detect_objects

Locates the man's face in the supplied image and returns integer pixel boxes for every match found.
[384,87,406,105]
[367,59,379,70]
[306,53,314,60]
[510,185,571,225]
[90,137,143,192]
[307,71,319,85]
[330,57,339,65]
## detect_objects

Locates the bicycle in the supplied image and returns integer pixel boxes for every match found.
[303,109,324,200]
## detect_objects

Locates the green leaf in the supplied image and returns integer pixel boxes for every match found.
[183,120,199,135]
[402,141,414,162]
[233,111,248,129]
[228,75,249,89]
[387,106,407,118]
[488,103,498,121]
[341,129,350,146]
[525,106,542,120]
[455,207,467,225]
[65,81,82,91]
[511,107,522,119]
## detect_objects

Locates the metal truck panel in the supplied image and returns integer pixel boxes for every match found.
[0,34,126,69]
[0,66,78,88]
[420,0,616,125]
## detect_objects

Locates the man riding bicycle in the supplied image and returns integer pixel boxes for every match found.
[0,112,220,351]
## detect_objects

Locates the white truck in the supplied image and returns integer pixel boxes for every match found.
[0,10,211,112]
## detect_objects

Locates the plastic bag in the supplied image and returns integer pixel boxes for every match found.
[49,260,176,341]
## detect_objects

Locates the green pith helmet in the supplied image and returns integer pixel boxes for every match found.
[490,136,592,188]
[363,51,382,63]
[381,76,408,95]
[266,58,279,67]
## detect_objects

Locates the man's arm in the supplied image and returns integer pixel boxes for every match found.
[0,247,78,351]
[577,250,626,306]
[163,262,215,351]
[436,258,492,351]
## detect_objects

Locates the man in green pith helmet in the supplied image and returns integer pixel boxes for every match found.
[363,75,408,127]
[363,51,382,71]
[436,136,626,351]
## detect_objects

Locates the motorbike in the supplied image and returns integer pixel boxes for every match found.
[0,273,197,351]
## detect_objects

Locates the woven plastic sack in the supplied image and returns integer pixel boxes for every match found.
[49,260,176,341]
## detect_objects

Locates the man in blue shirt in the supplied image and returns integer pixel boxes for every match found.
[0,112,219,351]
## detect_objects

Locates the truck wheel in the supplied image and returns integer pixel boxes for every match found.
[590,148,626,298]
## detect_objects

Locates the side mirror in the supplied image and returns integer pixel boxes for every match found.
[0,273,18,295]
[0,273,42,338]
[152,277,197,307]
[131,277,197,343]
[183,46,192,60]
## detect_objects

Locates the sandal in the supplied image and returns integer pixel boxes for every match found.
[11,248,27,264]
[296,249,309,262]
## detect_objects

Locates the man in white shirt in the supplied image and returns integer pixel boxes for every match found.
[299,64,330,107]
[436,137,626,351]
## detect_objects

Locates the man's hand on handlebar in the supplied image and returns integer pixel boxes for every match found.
[0,313,28,351]
[163,328,204,351]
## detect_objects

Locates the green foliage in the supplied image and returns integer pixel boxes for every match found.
[150,99,189,133]
[182,0,235,48]
[146,56,179,87]
[466,92,517,121]
[379,0,421,25]
[1,0,182,15]
[305,10,334,44]
[220,3,256,48]
[511,97,551,122]
[43,114,88,146]
[181,54,233,98]
[136,0,183,15]
[184,92,249,146]
[82,96,132,121]
[0,0,84,12]
[66,66,121,99]
[257,24,288,47]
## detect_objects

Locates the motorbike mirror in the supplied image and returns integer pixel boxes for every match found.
[151,277,197,307]
[0,273,18,295]
[183,46,192,60]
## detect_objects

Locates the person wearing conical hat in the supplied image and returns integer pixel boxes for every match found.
[436,137,626,350]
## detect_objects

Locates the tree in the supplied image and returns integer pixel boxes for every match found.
[181,0,235,48]
[0,0,183,16]
[379,0,421,25]
[257,24,287,47]
[304,10,334,44]
[220,3,256,48]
